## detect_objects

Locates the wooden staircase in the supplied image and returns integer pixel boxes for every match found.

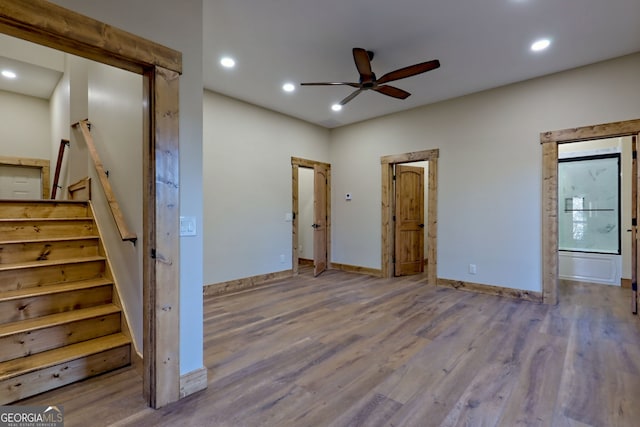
[0,200,132,404]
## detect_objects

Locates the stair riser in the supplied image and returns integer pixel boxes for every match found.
[0,313,121,363]
[0,260,106,292]
[0,202,89,219]
[0,344,130,405]
[0,285,113,324]
[0,239,100,265]
[0,220,96,241]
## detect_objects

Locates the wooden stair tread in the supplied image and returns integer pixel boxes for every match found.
[0,278,113,301]
[0,199,88,204]
[0,255,106,272]
[0,217,93,222]
[0,304,121,338]
[0,236,100,245]
[0,333,130,381]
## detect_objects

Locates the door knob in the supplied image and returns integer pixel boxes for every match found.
[311,224,319,228]
[419,224,425,228]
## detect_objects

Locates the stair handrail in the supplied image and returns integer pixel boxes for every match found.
[73,119,137,244]
[51,138,69,200]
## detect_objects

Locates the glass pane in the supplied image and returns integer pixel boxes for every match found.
[558,155,619,254]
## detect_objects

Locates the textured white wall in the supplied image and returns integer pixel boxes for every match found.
[298,167,315,260]
[87,61,144,352]
[203,91,330,285]
[0,90,50,159]
[330,53,640,292]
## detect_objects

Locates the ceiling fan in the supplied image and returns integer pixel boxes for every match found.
[300,48,440,107]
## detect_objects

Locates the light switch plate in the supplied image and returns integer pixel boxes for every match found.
[180,216,197,236]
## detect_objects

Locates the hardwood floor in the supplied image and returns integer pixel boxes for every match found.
[17,269,640,426]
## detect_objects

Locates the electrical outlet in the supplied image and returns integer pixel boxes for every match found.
[469,264,477,275]
[280,254,285,263]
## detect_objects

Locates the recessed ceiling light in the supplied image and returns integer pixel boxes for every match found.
[220,57,236,68]
[282,83,295,93]
[2,70,16,79]
[331,104,342,112]
[531,38,551,52]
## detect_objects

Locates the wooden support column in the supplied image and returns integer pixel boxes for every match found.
[143,66,181,408]
[427,156,438,286]
[541,141,558,305]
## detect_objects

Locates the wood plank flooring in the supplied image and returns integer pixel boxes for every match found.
[16,269,640,426]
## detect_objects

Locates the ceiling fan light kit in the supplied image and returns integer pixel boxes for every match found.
[301,47,440,107]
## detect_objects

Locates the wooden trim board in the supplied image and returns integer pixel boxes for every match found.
[204,270,293,297]
[437,278,543,303]
[0,155,50,199]
[330,263,382,277]
[179,367,207,399]
[0,0,183,408]
[68,177,91,201]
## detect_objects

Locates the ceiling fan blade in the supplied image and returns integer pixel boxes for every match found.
[339,89,363,106]
[300,82,360,88]
[377,59,440,85]
[374,85,411,100]
[353,48,374,82]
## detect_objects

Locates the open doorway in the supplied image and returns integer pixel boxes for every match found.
[381,149,439,284]
[558,138,632,288]
[541,119,640,313]
[0,1,183,407]
[291,157,331,277]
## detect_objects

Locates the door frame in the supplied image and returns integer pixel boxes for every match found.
[0,1,181,408]
[381,149,439,283]
[540,118,640,305]
[0,156,50,199]
[291,157,331,275]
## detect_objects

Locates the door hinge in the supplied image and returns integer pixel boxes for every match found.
[292,212,296,220]
[393,215,396,221]
[634,150,637,160]
[151,248,157,259]
[633,218,637,227]
[392,175,396,181]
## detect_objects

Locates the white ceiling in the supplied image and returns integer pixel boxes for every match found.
[0,55,62,99]
[203,0,640,128]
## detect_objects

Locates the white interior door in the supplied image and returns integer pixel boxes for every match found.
[0,165,42,199]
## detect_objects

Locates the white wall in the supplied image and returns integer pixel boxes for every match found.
[51,0,204,376]
[86,61,144,351]
[0,90,50,159]
[203,91,330,284]
[298,167,314,260]
[49,59,70,195]
[330,53,640,292]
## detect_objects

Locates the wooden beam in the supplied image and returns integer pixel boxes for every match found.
[143,66,181,408]
[540,119,640,144]
[0,0,181,74]
[541,142,558,305]
[291,157,330,169]
[381,149,439,165]
[427,157,438,285]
